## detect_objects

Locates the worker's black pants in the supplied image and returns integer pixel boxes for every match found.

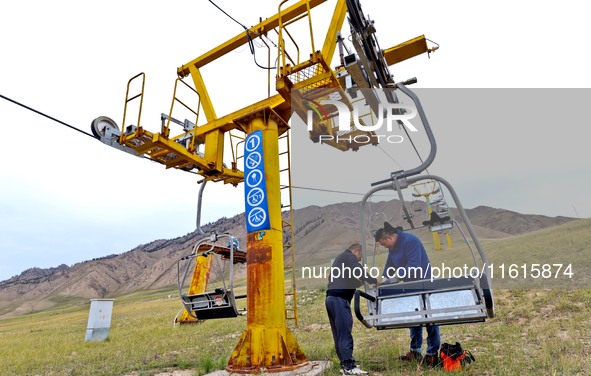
[325,295,356,370]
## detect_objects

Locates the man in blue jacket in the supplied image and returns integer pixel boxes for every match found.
[326,243,378,375]
[375,222,441,367]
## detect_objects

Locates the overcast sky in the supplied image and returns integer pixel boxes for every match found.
[1,0,589,281]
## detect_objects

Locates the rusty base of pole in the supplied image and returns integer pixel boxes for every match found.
[226,327,308,373]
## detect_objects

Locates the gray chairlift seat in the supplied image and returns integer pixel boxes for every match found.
[355,275,493,330]
[422,211,453,232]
[181,288,242,320]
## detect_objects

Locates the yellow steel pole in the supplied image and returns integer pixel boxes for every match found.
[227,113,307,373]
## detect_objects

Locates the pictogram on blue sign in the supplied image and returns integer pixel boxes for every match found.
[244,130,270,233]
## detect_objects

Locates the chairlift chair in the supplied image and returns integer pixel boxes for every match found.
[423,210,454,233]
[356,177,494,330]
[178,232,247,320]
[354,82,494,331]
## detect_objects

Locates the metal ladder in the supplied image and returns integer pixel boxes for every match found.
[279,130,298,326]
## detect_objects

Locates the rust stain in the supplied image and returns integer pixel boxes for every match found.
[246,232,272,264]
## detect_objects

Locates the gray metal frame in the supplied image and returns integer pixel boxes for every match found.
[356,278,488,329]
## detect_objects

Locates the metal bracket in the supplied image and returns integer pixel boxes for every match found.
[99,127,139,157]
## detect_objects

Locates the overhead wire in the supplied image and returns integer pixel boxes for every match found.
[207,0,246,30]
[377,144,403,169]
[0,93,199,174]
[395,108,449,203]
[426,38,440,51]
[208,0,277,70]
[291,185,366,196]
[1,94,95,139]
[291,185,396,197]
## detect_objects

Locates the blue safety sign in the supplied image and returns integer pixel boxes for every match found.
[244,130,270,233]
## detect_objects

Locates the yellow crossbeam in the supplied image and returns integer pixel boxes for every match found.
[177,0,327,75]
[383,35,429,66]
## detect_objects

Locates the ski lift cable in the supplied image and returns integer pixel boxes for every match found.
[2,93,426,204]
[1,93,96,139]
[394,95,448,199]
[0,93,201,175]
[291,185,396,197]
[377,144,403,169]
[208,0,277,70]
[207,0,246,30]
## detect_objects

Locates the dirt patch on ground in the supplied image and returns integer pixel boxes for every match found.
[124,370,195,376]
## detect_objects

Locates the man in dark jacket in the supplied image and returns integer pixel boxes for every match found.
[326,243,377,375]
[375,222,441,367]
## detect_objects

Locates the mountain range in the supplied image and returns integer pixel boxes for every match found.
[0,199,576,318]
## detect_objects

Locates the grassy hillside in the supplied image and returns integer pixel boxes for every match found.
[0,221,589,375]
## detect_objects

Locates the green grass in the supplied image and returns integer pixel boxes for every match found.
[0,291,245,375]
[1,288,590,375]
[1,220,590,375]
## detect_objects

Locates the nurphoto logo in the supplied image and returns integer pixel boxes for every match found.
[296,88,420,146]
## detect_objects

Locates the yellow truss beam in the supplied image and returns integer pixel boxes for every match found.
[177,0,328,75]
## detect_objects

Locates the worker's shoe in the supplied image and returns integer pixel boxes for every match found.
[341,365,369,375]
[424,354,440,367]
[399,350,423,362]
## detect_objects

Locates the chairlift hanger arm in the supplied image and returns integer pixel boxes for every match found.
[196,180,208,235]
[354,289,375,328]
[371,82,437,186]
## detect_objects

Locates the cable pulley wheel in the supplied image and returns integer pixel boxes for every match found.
[90,116,118,139]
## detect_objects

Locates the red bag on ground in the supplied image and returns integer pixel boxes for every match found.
[439,342,475,372]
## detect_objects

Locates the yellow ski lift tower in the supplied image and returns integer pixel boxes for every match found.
[412,181,453,250]
[91,0,435,372]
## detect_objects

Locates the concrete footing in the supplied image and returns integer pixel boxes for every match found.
[204,360,332,376]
